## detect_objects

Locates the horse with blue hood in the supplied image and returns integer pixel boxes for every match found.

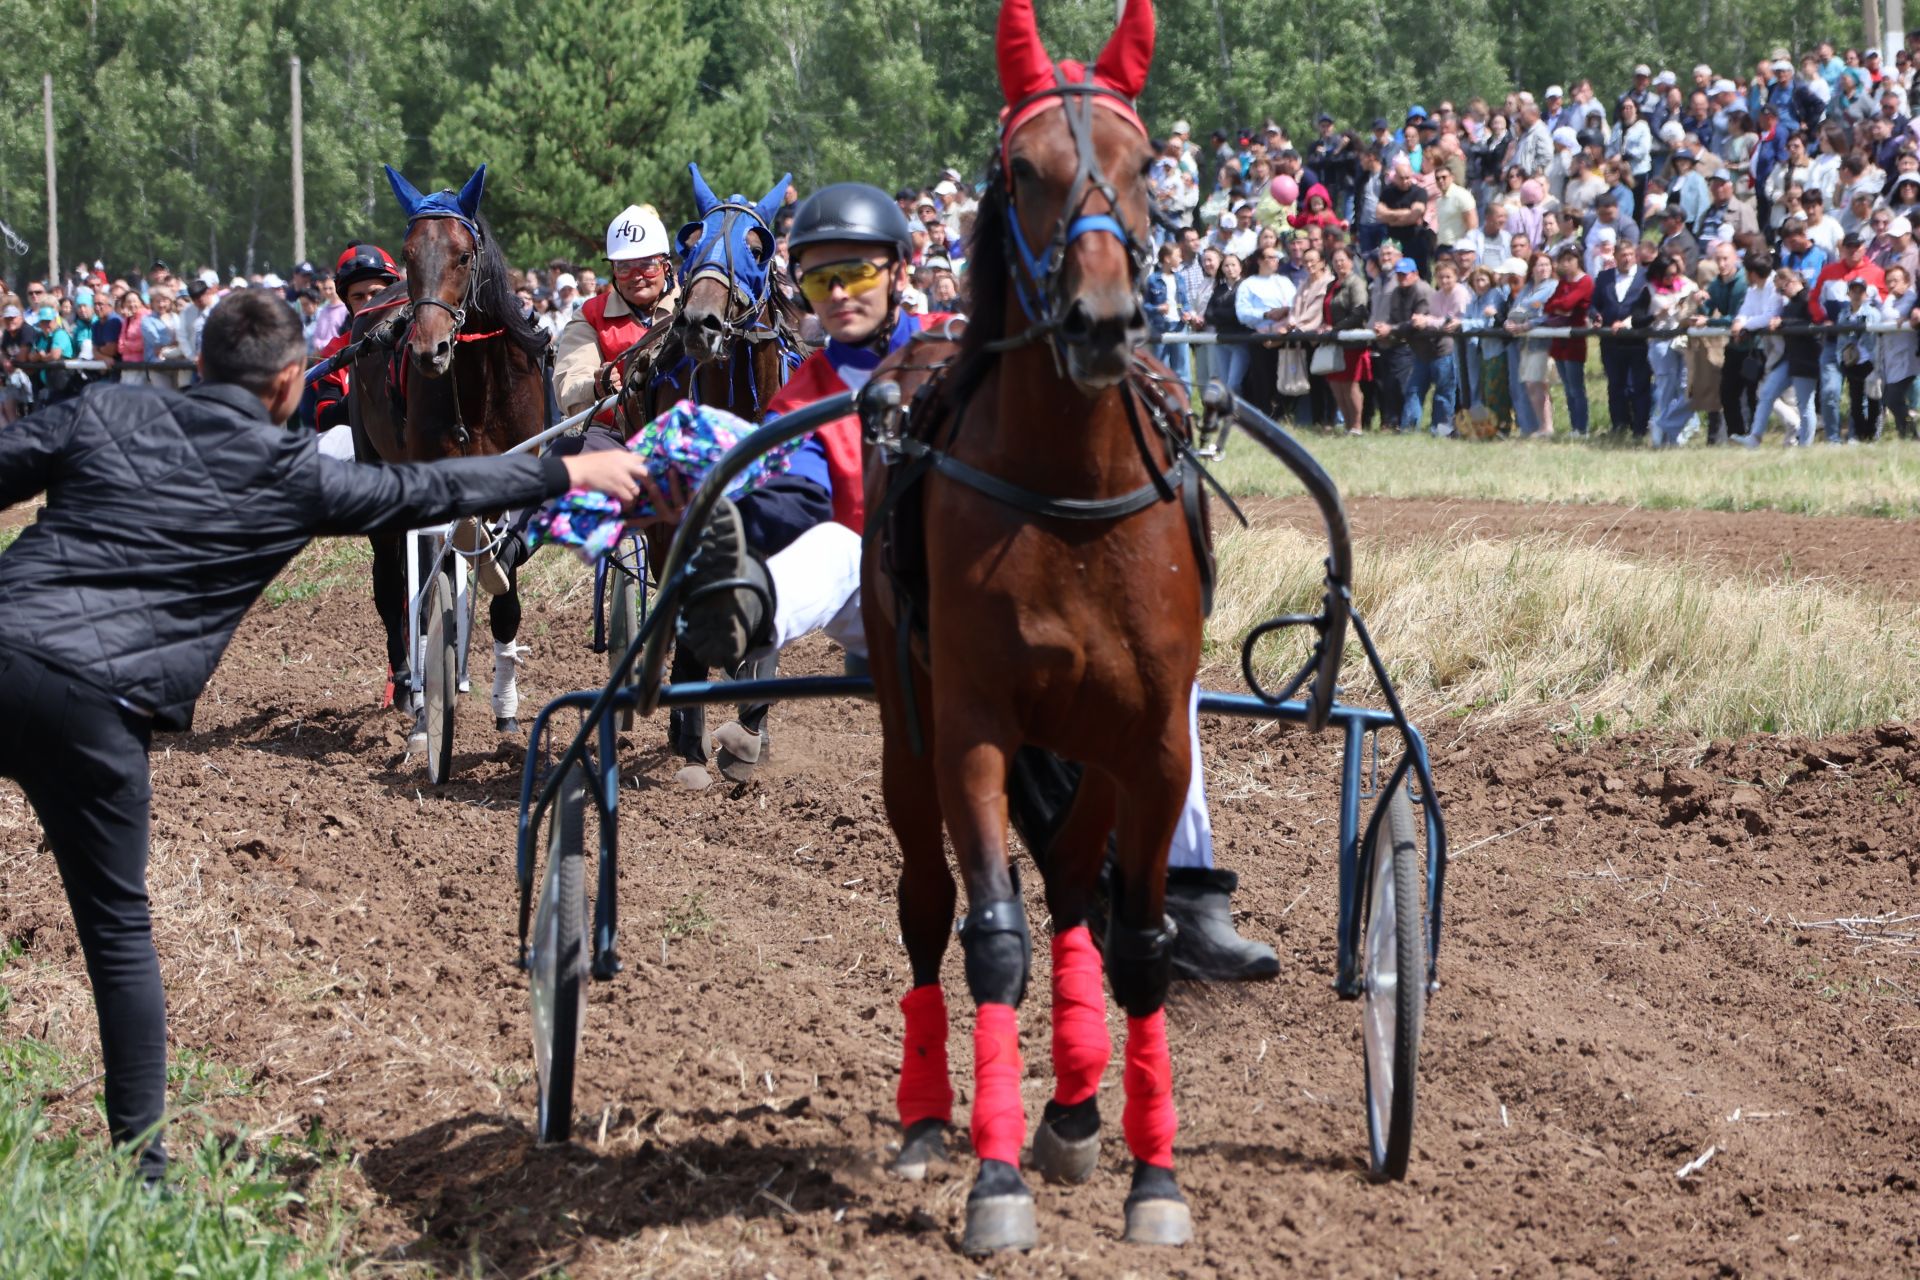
[610,162,812,781]
[347,162,554,738]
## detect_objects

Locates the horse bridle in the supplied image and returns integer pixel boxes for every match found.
[678,201,780,355]
[997,76,1154,353]
[407,214,486,336]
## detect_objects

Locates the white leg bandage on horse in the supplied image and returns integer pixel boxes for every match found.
[764,522,867,660]
[492,639,531,720]
[1167,684,1214,871]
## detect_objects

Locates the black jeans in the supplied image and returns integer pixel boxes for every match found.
[1844,363,1881,441]
[1373,346,1412,430]
[1719,346,1759,440]
[1600,341,1652,438]
[0,647,165,1178]
[1886,376,1916,439]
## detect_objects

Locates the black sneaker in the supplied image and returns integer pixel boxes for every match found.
[680,498,773,670]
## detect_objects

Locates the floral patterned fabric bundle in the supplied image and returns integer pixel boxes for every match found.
[527,400,794,562]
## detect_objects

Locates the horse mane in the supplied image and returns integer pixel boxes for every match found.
[472,212,549,358]
[951,151,1012,397]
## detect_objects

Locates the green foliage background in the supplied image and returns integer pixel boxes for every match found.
[0,0,1862,276]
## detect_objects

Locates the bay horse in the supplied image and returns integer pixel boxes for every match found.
[349,164,552,736]
[861,0,1205,1254]
[613,164,805,778]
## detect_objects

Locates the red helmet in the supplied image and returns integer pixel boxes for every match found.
[334,242,399,290]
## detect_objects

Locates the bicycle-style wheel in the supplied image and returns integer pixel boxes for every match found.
[422,570,458,785]
[530,764,589,1143]
[1361,784,1425,1181]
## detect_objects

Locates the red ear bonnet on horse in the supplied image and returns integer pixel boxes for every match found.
[996,0,1153,146]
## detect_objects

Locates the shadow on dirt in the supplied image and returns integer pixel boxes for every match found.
[359,1110,935,1272]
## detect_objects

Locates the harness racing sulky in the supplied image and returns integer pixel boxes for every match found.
[506,0,1450,1256]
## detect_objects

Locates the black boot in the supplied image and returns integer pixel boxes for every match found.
[1164,867,1278,982]
[680,498,773,670]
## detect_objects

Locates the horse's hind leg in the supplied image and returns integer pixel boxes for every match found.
[1029,766,1118,1186]
[369,532,410,710]
[487,558,528,733]
[883,720,956,1183]
[1106,720,1197,1247]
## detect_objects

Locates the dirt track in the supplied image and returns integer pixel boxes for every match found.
[3,500,1919,1277]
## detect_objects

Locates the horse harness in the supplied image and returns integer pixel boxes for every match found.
[860,326,1244,756]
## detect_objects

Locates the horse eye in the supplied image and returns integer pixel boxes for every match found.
[1009,158,1038,183]
[457,252,473,267]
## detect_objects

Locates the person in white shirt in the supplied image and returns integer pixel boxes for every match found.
[1729,254,1798,439]
[1223,203,1260,260]
[1235,244,1297,334]
[1801,190,1844,254]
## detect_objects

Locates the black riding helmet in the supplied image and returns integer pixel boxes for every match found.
[786,183,915,260]
[786,183,917,320]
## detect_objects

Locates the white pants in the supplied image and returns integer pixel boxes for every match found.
[763,523,1214,869]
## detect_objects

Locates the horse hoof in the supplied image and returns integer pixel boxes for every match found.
[962,1196,1037,1256]
[1123,1196,1192,1246]
[495,716,520,735]
[890,1119,948,1181]
[674,765,713,792]
[1030,1117,1100,1185]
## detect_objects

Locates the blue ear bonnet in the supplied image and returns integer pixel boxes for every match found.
[676,162,791,305]
[385,163,487,234]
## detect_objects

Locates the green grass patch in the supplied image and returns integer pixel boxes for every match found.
[263,538,375,609]
[0,968,361,1277]
[1211,524,1920,739]
[0,526,18,555]
[1211,427,1920,519]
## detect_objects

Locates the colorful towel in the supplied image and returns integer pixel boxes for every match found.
[527,400,795,563]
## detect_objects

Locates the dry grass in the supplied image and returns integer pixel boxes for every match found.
[1211,432,1920,519]
[1209,525,1920,739]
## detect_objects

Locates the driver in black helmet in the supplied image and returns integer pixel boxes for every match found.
[676,182,1278,982]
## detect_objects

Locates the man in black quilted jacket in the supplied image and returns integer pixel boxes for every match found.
[0,290,647,1182]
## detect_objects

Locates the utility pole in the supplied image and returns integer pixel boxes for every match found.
[290,55,305,267]
[1888,0,1906,64]
[42,74,57,285]
[1866,0,1883,63]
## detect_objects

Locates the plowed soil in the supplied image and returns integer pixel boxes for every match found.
[3,500,1919,1279]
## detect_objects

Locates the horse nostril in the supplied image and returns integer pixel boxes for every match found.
[698,313,723,332]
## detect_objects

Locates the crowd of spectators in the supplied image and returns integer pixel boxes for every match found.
[1121,33,1920,445]
[23,36,1920,450]
[0,261,338,424]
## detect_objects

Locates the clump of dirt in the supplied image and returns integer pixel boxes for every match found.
[0,527,1917,1277]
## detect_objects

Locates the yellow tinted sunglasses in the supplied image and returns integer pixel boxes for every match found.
[796,260,888,304]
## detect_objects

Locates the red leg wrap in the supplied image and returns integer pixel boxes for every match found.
[1050,925,1110,1106]
[1121,1010,1177,1169]
[970,1002,1025,1165]
[896,984,953,1129]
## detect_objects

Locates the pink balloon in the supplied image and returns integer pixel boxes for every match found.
[1269,175,1299,206]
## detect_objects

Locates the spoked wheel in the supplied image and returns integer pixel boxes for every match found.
[530,764,590,1143]
[1361,784,1426,1181]
[605,548,643,732]
[422,570,458,785]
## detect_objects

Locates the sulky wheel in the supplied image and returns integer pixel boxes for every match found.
[422,569,459,785]
[1361,784,1426,1181]
[530,763,590,1144]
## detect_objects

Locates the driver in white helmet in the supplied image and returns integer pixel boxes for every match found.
[552,203,678,436]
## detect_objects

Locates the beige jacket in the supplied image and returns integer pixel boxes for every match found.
[552,287,676,417]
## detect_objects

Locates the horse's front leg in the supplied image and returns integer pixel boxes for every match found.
[934,710,1037,1256]
[1106,708,1197,1247]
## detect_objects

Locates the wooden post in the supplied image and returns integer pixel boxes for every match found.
[42,74,57,285]
[290,55,306,267]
